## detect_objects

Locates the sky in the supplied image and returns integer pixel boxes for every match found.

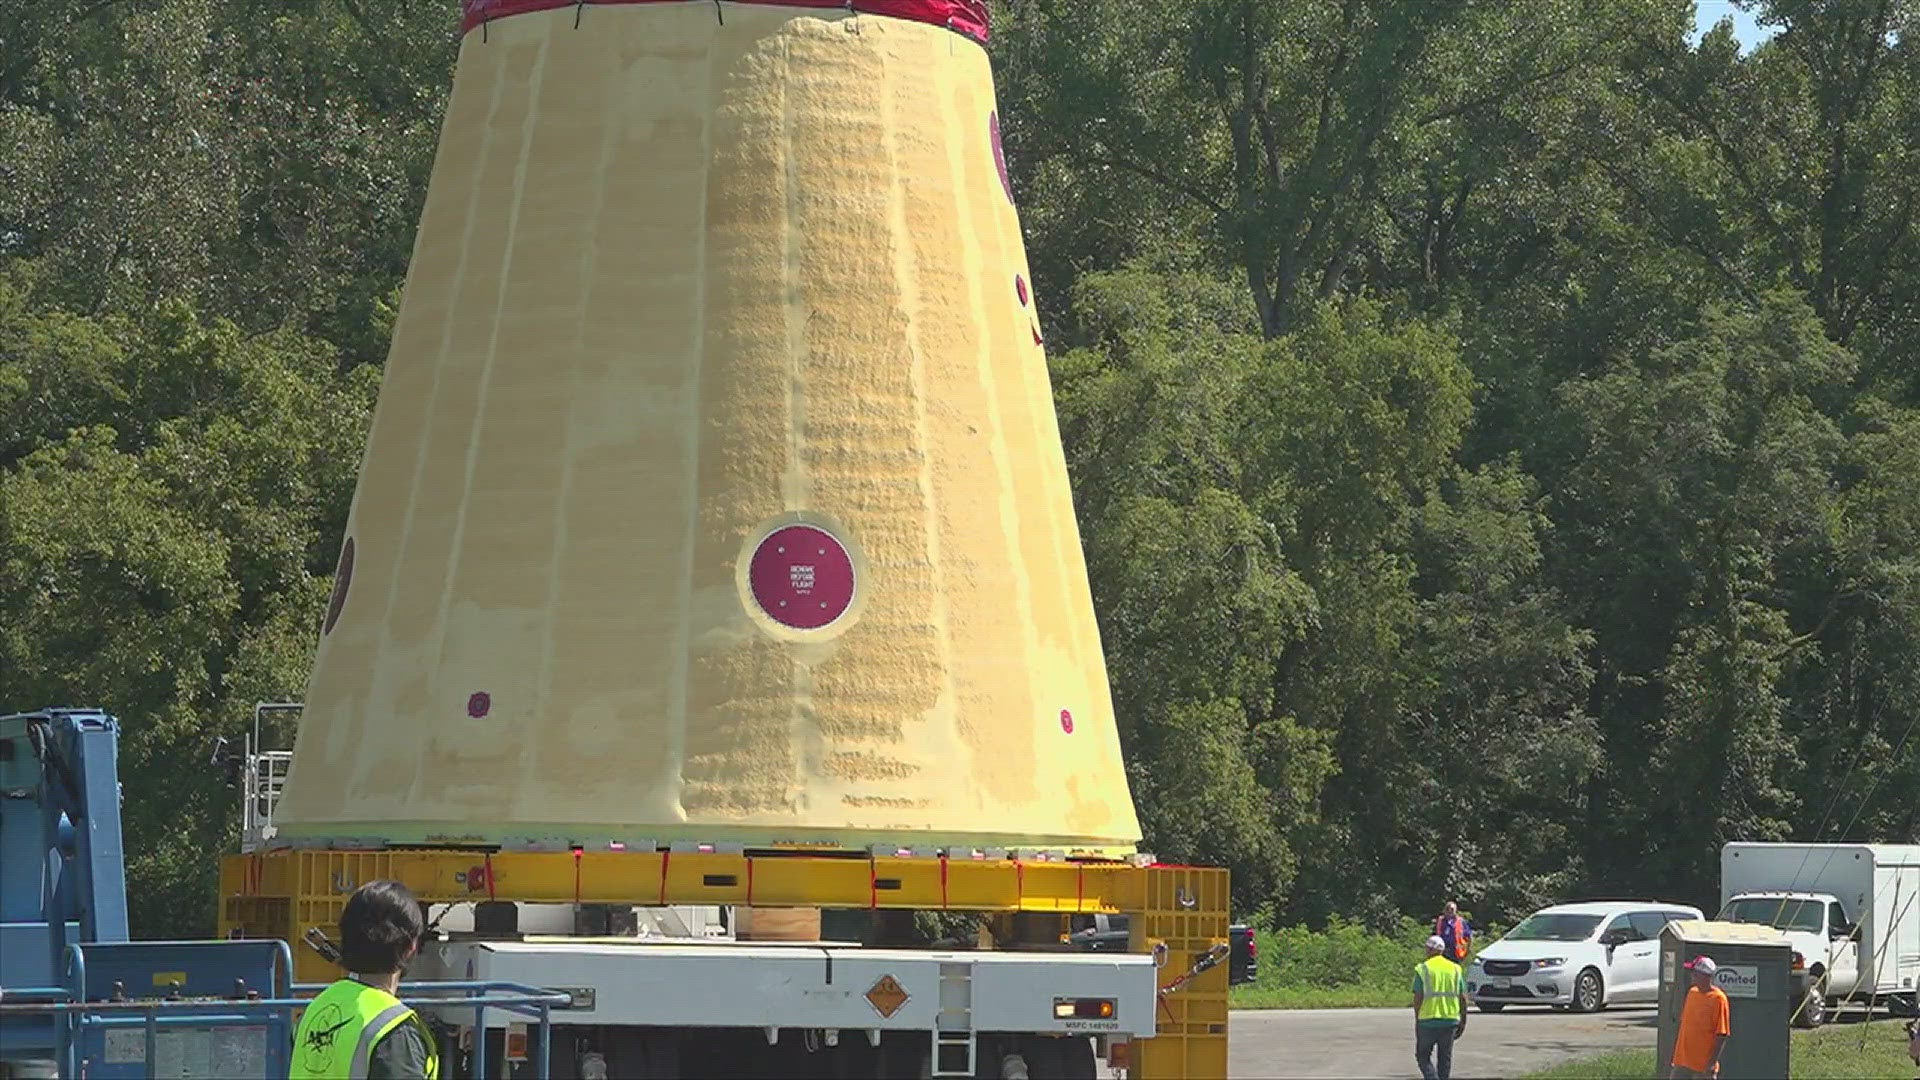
[1691,0,1778,52]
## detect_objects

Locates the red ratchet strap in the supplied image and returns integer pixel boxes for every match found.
[868,857,879,910]
[658,850,671,906]
[460,0,991,43]
[483,852,497,901]
[572,847,582,907]
[939,854,949,910]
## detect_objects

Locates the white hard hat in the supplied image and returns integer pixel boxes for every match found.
[1425,935,1447,952]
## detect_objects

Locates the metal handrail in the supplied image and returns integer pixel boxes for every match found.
[242,749,293,850]
[3,942,569,1078]
[298,978,575,1077]
[8,987,572,1077]
[0,987,73,1003]
[251,702,304,755]
[241,702,302,851]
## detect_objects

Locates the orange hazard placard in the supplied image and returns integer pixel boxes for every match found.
[865,975,910,1019]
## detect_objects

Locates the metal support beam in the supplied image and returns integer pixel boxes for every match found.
[23,712,130,986]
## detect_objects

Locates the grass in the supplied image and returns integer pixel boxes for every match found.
[1522,1021,1919,1079]
[1230,983,1411,1009]
[1229,917,1476,1011]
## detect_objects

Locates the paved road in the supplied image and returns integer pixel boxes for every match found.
[1229,1006,1658,1078]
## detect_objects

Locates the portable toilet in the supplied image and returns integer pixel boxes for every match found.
[1658,920,1792,1079]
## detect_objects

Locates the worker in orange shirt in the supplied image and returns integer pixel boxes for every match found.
[1669,955,1730,1079]
[1433,900,1472,962]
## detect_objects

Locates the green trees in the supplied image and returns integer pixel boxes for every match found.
[0,0,1915,935]
[1010,0,1920,921]
[0,268,376,932]
[1554,294,1858,892]
[0,0,416,932]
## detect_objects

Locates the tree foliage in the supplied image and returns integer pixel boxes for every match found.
[1007,0,1920,918]
[1,0,1916,934]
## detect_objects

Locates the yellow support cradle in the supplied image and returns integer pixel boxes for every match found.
[218,848,1228,1077]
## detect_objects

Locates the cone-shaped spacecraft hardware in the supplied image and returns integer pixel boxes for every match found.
[274,0,1142,852]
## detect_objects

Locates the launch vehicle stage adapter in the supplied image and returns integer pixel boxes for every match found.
[274,0,1143,854]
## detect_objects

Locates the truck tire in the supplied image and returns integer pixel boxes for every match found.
[1793,982,1826,1029]
[1570,968,1605,1013]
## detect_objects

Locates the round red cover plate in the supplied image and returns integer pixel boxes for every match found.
[748,525,856,630]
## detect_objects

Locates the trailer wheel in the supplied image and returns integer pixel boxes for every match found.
[1794,982,1826,1029]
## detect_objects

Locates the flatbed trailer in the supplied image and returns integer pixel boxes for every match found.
[416,938,1155,1077]
[219,846,1229,1078]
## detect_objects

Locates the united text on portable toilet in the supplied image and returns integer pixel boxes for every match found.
[1658,920,1792,1079]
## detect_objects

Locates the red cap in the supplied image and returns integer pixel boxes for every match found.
[460,0,991,43]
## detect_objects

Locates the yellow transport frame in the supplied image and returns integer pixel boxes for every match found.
[220,848,1227,1078]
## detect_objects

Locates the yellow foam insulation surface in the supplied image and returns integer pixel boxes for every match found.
[273,3,1142,851]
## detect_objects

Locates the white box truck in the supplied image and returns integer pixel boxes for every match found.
[1718,842,1920,1026]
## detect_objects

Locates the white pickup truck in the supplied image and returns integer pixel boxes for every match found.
[1718,842,1920,1026]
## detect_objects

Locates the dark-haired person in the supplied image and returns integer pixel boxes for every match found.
[291,880,439,1079]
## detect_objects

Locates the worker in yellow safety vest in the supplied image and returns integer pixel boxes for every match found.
[1412,934,1467,1080]
[291,880,440,1080]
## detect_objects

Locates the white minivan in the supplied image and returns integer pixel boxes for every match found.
[1466,901,1704,1013]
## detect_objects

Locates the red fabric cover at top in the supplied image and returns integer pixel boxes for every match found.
[461,0,991,43]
